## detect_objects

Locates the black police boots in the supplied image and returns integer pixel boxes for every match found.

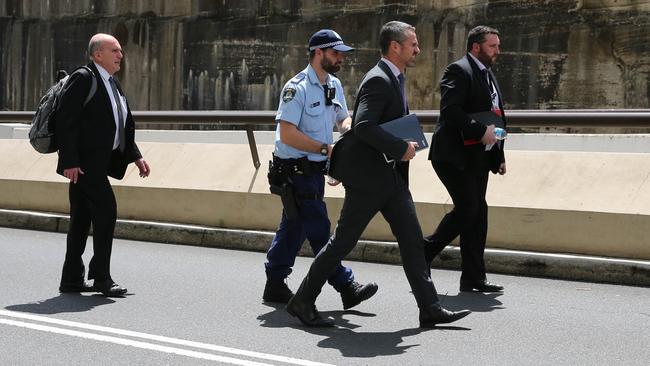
[263,279,294,303]
[340,281,379,310]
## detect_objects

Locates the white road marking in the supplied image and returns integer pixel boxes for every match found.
[0,318,273,366]
[0,310,334,366]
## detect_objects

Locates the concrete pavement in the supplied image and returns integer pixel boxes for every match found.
[1,226,649,366]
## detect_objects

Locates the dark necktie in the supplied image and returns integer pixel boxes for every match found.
[483,69,491,89]
[108,77,126,152]
[484,69,498,106]
[397,73,408,113]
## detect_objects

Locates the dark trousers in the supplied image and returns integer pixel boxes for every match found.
[60,172,117,285]
[265,173,353,291]
[293,172,440,309]
[427,144,490,282]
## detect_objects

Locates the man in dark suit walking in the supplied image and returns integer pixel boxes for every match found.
[286,21,470,327]
[425,25,506,293]
[56,33,150,296]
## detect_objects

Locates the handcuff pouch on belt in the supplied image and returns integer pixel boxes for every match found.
[267,155,326,220]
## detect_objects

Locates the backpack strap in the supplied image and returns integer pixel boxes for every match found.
[73,66,97,107]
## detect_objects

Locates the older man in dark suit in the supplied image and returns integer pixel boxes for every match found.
[425,25,507,293]
[56,33,150,296]
[286,21,470,328]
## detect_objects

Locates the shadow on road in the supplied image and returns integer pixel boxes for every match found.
[438,292,505,312]
[5,294,116,314]
[257,303,471,358]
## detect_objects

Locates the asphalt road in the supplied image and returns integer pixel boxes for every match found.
[1,227,648,366]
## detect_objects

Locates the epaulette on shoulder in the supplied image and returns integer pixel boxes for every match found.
[330,75,342,87]
[289,72,306,84]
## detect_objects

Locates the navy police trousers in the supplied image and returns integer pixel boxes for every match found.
[265,173,353,291]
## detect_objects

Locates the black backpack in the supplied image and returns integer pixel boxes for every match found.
[29,66,97,153]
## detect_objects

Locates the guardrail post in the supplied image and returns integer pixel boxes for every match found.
[245,124,261,169]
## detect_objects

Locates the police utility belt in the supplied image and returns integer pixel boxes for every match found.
[267,155,327,220]
[269,155,327,176]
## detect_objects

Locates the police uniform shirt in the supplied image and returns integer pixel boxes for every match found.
[274,64,349,162]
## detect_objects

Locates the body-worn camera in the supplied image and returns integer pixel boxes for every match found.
[324,85,335,106]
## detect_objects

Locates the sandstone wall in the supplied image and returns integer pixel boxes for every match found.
[2,0,650,111]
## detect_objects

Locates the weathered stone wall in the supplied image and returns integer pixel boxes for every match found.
[2,0,650,111]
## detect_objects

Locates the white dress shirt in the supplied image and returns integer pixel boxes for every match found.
[380,57,402,80]
[94,63,127,150]
[468,53,501,109]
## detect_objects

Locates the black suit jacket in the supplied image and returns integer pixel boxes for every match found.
[329,60,409,191]
[428,54,506,172]
[56,63,141,179]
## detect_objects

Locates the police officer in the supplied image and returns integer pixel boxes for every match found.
[264,30,378,310]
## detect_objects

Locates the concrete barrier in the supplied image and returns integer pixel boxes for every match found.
[0,135,649,262]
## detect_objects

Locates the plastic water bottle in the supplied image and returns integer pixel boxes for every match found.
[495,127,508,140]
[327,175,340,185]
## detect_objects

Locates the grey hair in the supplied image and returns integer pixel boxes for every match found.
[87,33,114,61]
[379,21,416,55]
[88,38,102,61]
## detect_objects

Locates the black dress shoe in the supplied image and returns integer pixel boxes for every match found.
[93,280,128,296]
[286,296,334,327]
[460,280,504,292]
[59,281,94,293]
[419,304,471,328]
[263,279,294,303]
[340,281,378,310]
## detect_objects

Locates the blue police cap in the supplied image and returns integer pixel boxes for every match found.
[308,29,354,52]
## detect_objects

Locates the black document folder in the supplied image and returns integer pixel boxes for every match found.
[380,113,428,151]
[469,111,505,128]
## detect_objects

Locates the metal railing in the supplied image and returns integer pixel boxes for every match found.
[3,109,650,127]
[2,110,650,168]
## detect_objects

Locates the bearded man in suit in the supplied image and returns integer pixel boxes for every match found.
[56,33,150,296]
[425,25,507,293]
